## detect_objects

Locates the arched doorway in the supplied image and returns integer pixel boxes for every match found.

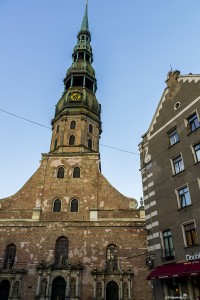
[51,276,66,300]
[106,281,119,300]
[0,279,10,300]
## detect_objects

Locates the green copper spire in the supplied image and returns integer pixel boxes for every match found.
[80,2,89,33]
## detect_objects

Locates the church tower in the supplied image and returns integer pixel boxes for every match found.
[50,3,101,155]
[0,4,151,300]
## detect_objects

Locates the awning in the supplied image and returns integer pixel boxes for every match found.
[185,260,200,277]
[147,262,192,280]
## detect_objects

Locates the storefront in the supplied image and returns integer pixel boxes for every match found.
[147,260,200,299]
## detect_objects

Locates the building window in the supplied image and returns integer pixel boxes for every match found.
[54,236,69,265]
[56,125,59,133]
[106,244,118,271]
[4,244,16,269]
[54,139,58,149]
[89,124,93,133]
[172,155,184,174]
[70,199,79,212]
[194,143,200,162]
[70,120,76,129]
[88,139,92,149]
[169,128,179,146]
[57,166,64,178]
[183,222,198,247]
[73,167,80,178]
[53,199,61,212]
[177,186,191,208]
[162,230,175,261]
[187,112,200,133]
[69,135,75,145]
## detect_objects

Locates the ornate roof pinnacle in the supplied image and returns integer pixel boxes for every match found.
[80,1,89,32]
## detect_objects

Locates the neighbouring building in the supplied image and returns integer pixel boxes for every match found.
[139,70,200,299]
[0,4,152,300]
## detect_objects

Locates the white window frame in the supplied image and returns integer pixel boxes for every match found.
[184,110,200,133]
[191,141,200,163]
[181,220,198,247]
[175,184,191,209]
[170,153,184,175]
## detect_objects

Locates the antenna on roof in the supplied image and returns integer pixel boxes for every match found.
[170,64,173,72]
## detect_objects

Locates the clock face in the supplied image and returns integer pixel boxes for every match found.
[70,92,81,101]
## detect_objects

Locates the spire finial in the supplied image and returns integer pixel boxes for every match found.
[80,1,89,32]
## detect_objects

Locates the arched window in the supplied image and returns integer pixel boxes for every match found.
[88,139,92,149]
[106,244,118,270]
[73,167,80,178]
[69,135,75,145]
[53,199,61,212]
[57,167,64,179]
[54,236,69,265]
[70,121,76,129]
[89,124,93,133]
[4,244,16,269]
[70,199,79,212]
[54,139,58,149]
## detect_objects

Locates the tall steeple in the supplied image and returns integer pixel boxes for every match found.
[80,1,89,33]
[50,3,101,155]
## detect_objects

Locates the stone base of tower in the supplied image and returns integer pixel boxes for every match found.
[0,152,151,300]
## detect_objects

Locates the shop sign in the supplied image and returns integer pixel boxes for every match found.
[186,252,200,261]
[164,296,188,299]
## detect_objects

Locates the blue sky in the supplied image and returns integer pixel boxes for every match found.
[0,0,200,202]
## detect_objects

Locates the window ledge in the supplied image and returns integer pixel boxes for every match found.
[172,169,185,177]
[177,204,192,211]
[194,161,200,166]
[162,258,176,264]
[187,126,200,136]
[184,244,200,249]
[168,141,180,149]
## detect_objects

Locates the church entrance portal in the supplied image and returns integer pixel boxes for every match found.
[51,276,66,300]
[0,279,10,300]
[106,281,119,300]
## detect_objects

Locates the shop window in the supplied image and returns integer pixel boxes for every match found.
[193,143,200,162]
[168,128,179,146]
[89,124,93,133]
[53,199,61,212]
[162,230,175,261]
[69,135,75,145]
[187,112,200,133]
[73,167,80,178]
[183,222,198,247]
[57,166,64,179]
[176,185,191,208]
[172,155,184,175]
[106,244,118,270]
[70,199,79,212]
[54,236,69,265]
[88,139,92,149]
[4,244,16,269]
[70,120,76,129]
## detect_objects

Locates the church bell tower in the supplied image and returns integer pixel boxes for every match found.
[50,3,101,155]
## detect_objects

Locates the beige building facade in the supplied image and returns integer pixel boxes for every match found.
[139,71,200,300]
